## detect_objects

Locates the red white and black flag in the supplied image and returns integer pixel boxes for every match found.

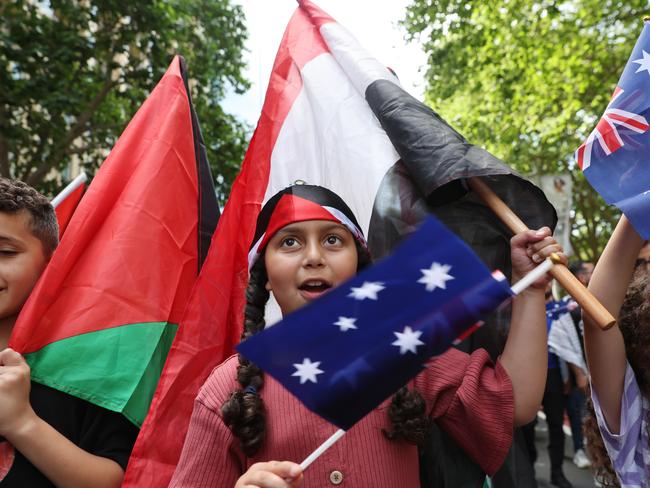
[124,1,555,485]
[258,0,557,350]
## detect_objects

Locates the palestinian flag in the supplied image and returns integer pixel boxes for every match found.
[123,1,555,486]
[9,55,219,427]
[51,172,87,238]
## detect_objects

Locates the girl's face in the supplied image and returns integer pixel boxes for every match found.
[264,219,358,316]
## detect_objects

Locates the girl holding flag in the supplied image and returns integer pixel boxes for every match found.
[582,215,650,487]
[170,184,566,488]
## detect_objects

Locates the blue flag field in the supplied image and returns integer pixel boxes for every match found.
[238,216,513,431]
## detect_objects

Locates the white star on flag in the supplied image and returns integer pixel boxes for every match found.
[348,281,385,300]
[418,262,454,291]
[292,358,324,384]
[392,326,425,355]
[633,49,650,76]
[334,316,358,331]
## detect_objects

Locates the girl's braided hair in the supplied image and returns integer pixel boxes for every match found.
[221,240,430,456]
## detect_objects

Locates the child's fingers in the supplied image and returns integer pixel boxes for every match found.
[244,471,290,488]
[243,461,303,488]
[265,460,302,479]
[525,236,558,255]
[510,228,551,250]
[529,244,564,264]
[0,349,25,367]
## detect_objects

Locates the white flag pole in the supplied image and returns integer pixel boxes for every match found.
[51,172,87,209]
[299,429,346,471]
[510,257,555,295]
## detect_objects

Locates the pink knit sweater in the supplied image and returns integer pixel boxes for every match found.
[170,348,514,487]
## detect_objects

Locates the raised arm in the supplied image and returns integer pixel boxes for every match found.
[500,227,566,426]
[583,215,643,433]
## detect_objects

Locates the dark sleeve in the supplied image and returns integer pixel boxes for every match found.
[77,401,140,471]
[415,347,514,476]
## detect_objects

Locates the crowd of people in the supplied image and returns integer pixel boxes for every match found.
[0,177,648,487]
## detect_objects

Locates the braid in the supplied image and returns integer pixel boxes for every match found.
[355,242,430,445]
[222,259,269,457]
[384,386,430,445]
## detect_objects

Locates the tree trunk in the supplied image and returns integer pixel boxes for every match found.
[26,76,116,186]
[0,105,9,178]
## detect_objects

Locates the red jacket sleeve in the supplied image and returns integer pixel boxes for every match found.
[415,347,514,476]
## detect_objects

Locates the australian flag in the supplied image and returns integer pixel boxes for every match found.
[237,216,513,431]
[575,20,650,238]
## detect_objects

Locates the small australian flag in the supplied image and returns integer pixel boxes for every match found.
[237,216,514,430]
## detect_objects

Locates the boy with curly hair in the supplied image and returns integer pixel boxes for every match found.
[0,177,138,487]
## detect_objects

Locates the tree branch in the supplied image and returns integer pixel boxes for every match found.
[26,75,117,186]
[0,105,9,177]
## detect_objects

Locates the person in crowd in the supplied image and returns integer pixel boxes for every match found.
[583,215,650,487]
[554,261,592,470]
[0,177,138,487]
[169,183,566,488]
[541,284,574,488]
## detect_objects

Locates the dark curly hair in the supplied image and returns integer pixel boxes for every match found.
[222,239,430,456]
[584,273,650,487]
[0,177,58,255]
[584,395,619,487]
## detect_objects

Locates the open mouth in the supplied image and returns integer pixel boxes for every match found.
[298,279,333,296]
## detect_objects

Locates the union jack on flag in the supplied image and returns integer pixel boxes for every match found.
[575,86,649,170]
[575,20,650,239]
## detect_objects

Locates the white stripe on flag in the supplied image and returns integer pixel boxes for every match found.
[319,22,399,96]
[266,52,399,235]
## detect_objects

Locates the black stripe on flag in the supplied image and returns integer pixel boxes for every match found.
[179,56,220,271]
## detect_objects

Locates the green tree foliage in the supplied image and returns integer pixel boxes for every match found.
[1,0,249,203]
[403,0,648,260]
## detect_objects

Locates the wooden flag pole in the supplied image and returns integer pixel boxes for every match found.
[468,177,616,330]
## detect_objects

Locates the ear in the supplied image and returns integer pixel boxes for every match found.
[265,280,272,292]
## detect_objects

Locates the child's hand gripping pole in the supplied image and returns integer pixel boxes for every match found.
[467,177,616,330]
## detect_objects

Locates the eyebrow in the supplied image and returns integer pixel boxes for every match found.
[276,222,347,235]
[0,235,22,245]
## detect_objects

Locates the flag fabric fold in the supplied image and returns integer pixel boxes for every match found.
[9,55,219,428]
[238,216,513,430]
[575,20,650,239]
[295,0,556,358]
[547,300,587,374]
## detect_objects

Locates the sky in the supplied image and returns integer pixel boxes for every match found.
[222,0,428,125]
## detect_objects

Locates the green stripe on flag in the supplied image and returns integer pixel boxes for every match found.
[24,322,178,427]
